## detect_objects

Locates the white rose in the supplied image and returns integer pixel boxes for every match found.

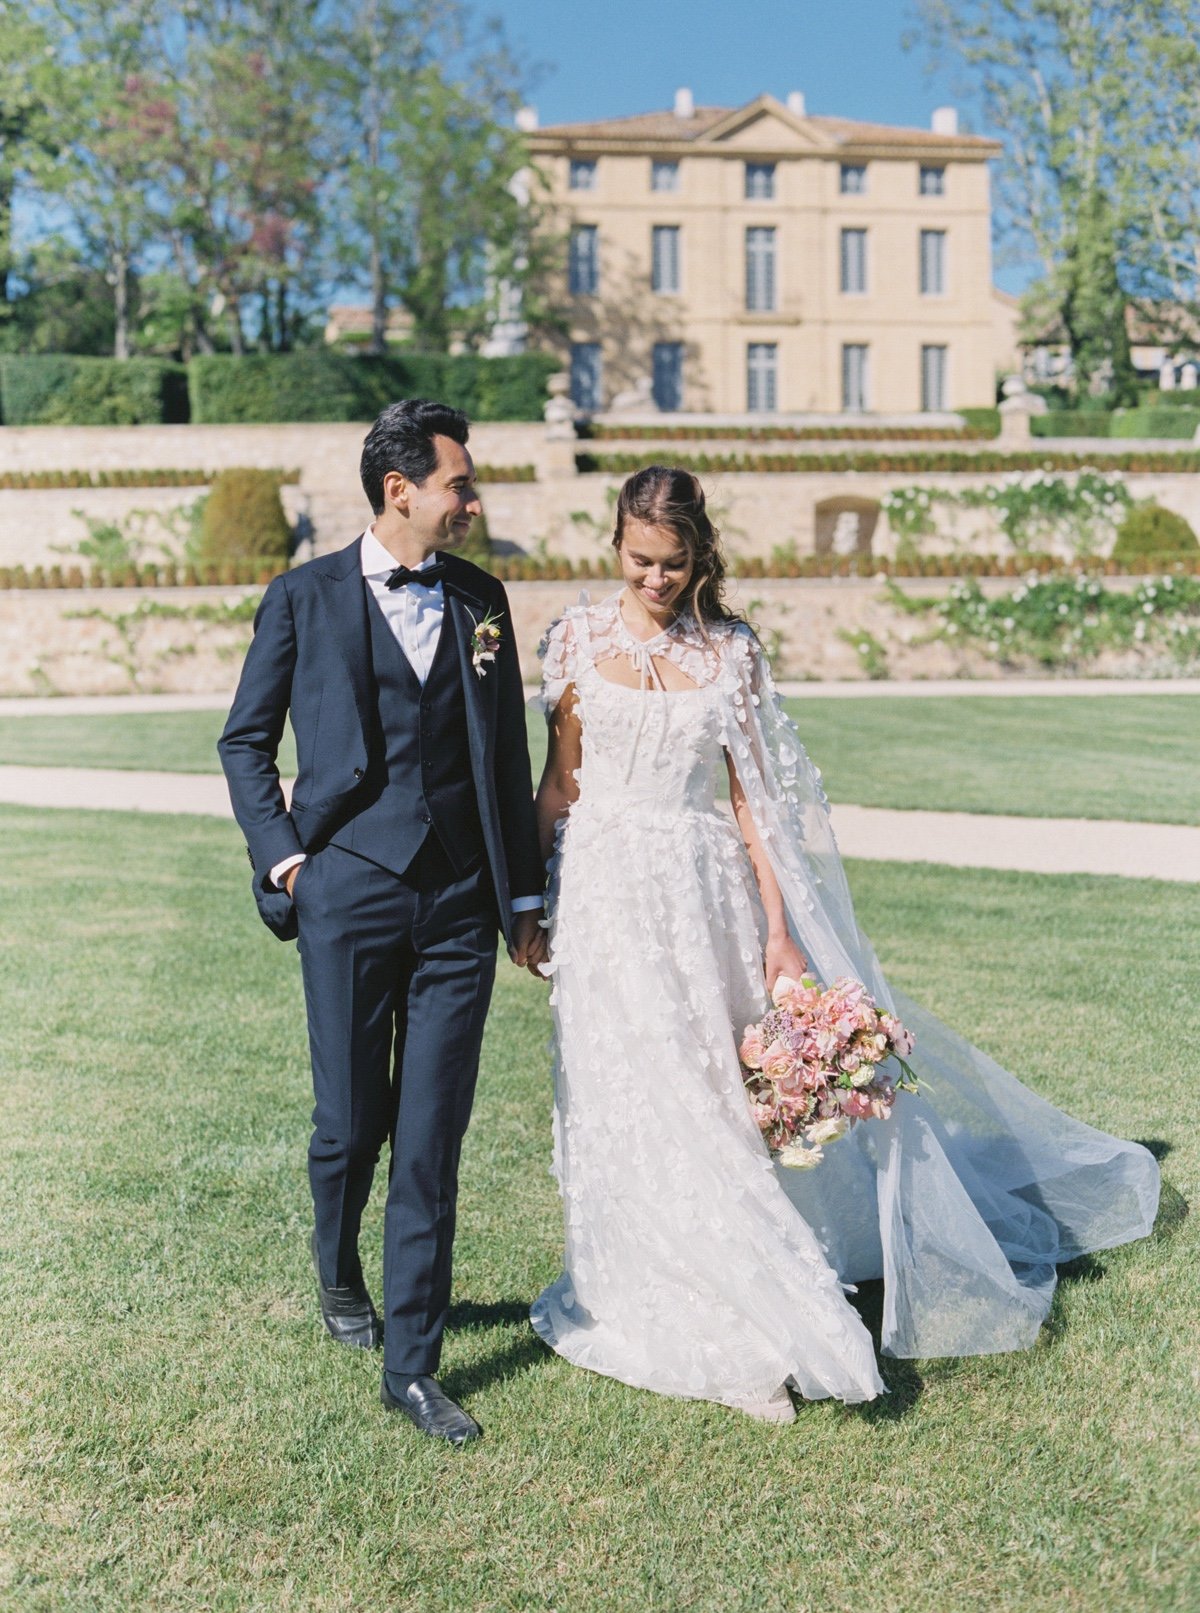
[807,1115,850,1146]
[778,1143,824,1170]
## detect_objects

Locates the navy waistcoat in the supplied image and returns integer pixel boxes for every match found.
[328,587,484,879]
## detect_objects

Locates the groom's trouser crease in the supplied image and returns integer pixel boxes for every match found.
[295,840,497,1376]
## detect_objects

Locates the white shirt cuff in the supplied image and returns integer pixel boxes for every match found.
[270,853,306,890]
[511,894,544,914]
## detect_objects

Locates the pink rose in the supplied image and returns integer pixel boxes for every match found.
[740,1027,766,1070]
[762,1041,794,1081]
[840,1088,874,1120]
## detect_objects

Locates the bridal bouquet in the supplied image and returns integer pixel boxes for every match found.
[739,974,918,1169]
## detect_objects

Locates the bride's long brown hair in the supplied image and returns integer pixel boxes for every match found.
[613,465,746,629]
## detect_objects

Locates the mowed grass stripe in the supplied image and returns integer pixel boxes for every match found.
[2,692,1199,825]
[0,806,1193,1612]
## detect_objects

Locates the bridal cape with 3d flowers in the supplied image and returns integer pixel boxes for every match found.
[530,593,1159,1408]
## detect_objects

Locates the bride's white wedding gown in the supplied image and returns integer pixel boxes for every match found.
[529,593,1159,1410]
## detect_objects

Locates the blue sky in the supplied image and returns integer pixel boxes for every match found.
[485,0,1029,292]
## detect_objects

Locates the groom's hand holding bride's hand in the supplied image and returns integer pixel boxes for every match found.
[510,909,548,974]
[764,934,808,994]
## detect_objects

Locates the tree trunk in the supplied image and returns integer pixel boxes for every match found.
[370,233,387,355]
[366,21,387,357]
[113,249,130,360]
[0,172,13,308]
[227,292,244,356]
[277,278,290,352]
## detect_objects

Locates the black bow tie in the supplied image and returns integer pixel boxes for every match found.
[385,562,445,590]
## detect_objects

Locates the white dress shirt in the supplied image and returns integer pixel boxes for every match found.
[270,529,542,917]
[360,525,445,683]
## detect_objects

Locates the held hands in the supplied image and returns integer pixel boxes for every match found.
[284,864,301,898]
[510,908,549,976]
[764,934,808,995]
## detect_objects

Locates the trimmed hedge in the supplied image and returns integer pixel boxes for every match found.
[1031,411,1112,438]
[0,356,188,426]
[585,422,995,443]
[578,448,1200,475]
[1112,502,1199,562]
[187,351,558,424]
[197,469,291,567]
[1110,408,1200,439]
[5,551,1200,590]
[1028,406,1200,439]
[958,407,1001,436]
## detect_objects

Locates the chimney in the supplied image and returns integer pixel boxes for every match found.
[515,105,538,132]
[786,90,806,117]
[674,86,694,120]
[931,106,959,136]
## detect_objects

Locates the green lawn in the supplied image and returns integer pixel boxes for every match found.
[2,693,1199,824]
[1,806,1193,1611]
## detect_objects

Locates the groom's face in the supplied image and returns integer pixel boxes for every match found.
[400,436,483,551]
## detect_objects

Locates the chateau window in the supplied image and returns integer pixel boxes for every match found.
[570,343,602,411]
[569,159,597,191]
[919,165,945,197]
[920,229,946,295]
[842,344,869,411]
[653,342,684,411]
[747,343,778,412]
[745,226,777,312]
[840,163,868,195]
[568,225,599,295]
[651,226,681,294]
[744,162,776,200]
[651,160,680,193]
[921,345,948,411]
[840,228,868,295]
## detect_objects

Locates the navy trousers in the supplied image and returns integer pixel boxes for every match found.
[293,838,498,1374]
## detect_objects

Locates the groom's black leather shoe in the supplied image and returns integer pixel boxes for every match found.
[311,1231,382,1350]
[380,1372,482,1445]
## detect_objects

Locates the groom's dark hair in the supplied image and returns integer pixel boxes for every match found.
[360,398,471,515]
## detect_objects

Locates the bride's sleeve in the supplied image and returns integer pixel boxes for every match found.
[538,611,581,715]
[721,626,889,998]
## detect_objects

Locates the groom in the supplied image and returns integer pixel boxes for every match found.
[218,399,545,1445]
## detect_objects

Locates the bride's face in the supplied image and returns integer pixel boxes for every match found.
[617,518,694,622]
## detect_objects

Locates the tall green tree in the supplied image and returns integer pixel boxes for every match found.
[20,0,167,358]
[146,1,324,355]
[0,5,67,325]
[318,0,543,352]
[914,0,1158,399]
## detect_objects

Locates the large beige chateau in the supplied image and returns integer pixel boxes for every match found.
[524,92,1002,417]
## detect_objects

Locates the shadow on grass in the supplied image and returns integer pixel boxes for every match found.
[846,1279,925,1421]
[1133,1138,1189,1245]
[442,1299,549,1400]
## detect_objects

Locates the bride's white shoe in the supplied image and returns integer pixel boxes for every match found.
[729,1385,796,1424]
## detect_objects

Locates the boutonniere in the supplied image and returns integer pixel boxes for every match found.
[469,608,503,678]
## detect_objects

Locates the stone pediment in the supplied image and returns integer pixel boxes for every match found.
[699,96,833,153]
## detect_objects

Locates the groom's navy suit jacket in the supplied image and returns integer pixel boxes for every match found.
[217,539,542,944]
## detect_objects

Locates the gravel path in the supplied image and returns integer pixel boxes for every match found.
[1,764,1195,883]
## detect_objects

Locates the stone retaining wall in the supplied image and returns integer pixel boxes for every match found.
[3,423,1199,571]
[0,575,1169,698]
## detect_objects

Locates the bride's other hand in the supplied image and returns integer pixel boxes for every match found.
[727,750,807,993]
[764,934,808,994]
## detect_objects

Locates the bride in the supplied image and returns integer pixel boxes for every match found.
[528,464,1160,1423]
